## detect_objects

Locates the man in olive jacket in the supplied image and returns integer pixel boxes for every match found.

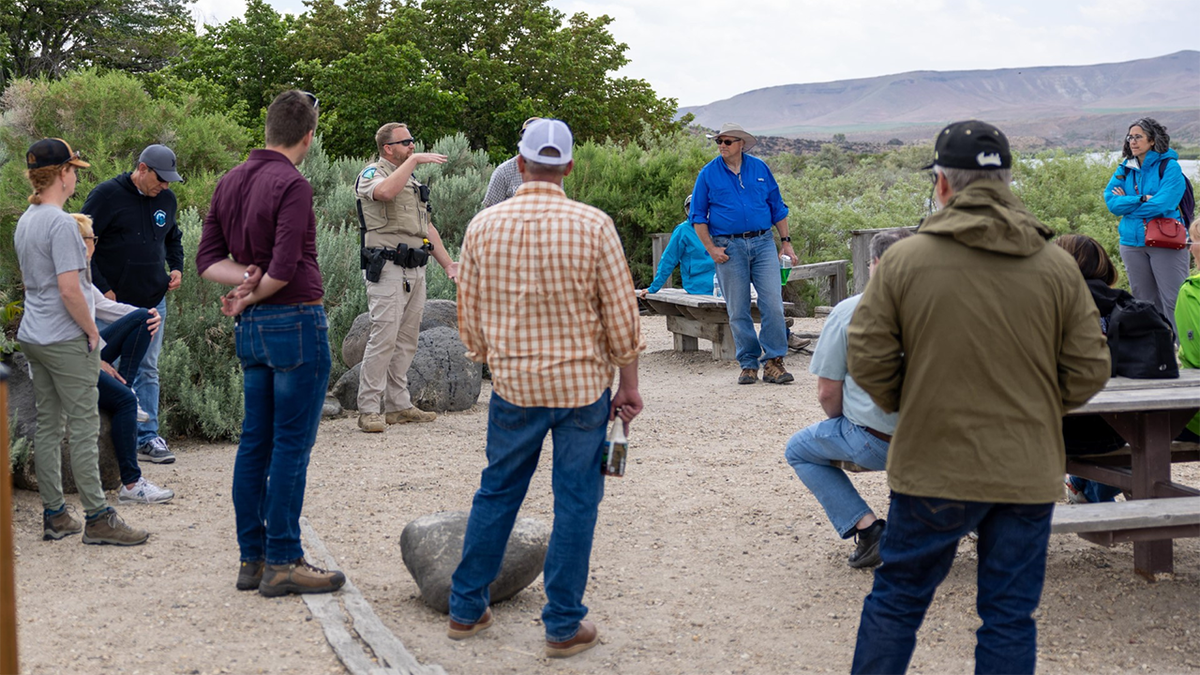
[846,121,1110,675]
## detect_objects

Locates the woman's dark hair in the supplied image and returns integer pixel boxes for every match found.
[1121,117,1171,160]
[1055,234,1117,287]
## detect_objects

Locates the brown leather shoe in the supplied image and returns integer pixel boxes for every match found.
[545,620,599,658]
[258,557,346,597]
[762,357,794,384]
[738,368,758,384]
[447,607,493,640]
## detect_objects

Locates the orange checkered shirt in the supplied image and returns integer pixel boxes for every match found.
[457,181,644,408]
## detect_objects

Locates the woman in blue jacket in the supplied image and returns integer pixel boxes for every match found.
[638,195,717,296]
[1104,117,1190,328]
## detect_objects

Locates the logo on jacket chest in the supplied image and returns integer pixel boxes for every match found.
[154,210,167,227]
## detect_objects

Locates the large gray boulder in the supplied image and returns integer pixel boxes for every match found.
[408,327,481,412]
[419,299,458,333]
[340,312,372,369]
[401,511,550,614]
[330,363,361,412]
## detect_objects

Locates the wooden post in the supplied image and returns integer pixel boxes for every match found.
[850,227,918,294]
[650,233,674,289]
[1,362,17,674]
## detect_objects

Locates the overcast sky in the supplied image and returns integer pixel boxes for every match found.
[191,0,1200,107]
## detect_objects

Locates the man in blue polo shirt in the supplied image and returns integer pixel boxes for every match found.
[690,123,795,384]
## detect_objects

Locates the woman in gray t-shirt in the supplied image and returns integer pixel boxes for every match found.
[15,138,147,545]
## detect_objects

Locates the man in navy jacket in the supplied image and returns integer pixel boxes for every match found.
[82,144,184,464]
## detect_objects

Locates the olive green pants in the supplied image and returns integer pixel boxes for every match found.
[21,336,106,515]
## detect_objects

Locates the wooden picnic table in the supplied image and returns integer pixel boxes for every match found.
[641,288,793,361]
[1065,369,1200,579]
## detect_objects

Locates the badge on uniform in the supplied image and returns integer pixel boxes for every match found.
[362,167,377,180]
[154,209,167,227]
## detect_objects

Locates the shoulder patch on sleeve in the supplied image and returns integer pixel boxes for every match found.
[362,167,377,180]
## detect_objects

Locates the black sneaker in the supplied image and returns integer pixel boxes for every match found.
[848,519,885,569]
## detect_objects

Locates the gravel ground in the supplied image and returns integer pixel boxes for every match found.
[11,314,1200,674]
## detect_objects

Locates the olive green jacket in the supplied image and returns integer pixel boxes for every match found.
[846,180,1110,503]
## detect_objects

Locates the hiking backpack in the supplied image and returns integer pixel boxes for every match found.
[1107,295,1179,379]
[1158,159,1195,227]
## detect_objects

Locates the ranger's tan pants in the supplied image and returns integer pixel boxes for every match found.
[357,264,426,414]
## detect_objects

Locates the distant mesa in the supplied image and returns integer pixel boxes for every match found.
[680,50,1200,149]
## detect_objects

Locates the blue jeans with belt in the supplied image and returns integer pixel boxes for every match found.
[232,304,331,564]
[784,416,889,537]
[711,231,788,369]
[852,494,1053,674]
[449,390,609,642]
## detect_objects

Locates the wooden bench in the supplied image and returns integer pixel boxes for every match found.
[641,288,792,361]
[1049,496,1200,544]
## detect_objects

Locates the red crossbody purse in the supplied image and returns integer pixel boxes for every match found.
[1144,217,1187,249]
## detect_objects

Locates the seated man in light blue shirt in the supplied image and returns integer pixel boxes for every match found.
[783,229,911,569]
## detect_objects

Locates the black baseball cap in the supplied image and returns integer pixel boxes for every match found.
[139,144,184,183]
[923,120,1011,170]
[26,138,90,170]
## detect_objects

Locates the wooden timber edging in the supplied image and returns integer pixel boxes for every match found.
[299,517,447,675]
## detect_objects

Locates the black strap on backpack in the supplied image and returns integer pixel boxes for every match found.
[1107,296,1179,379]
[1157,158,1195,227]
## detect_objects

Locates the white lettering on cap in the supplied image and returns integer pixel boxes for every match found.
[976,152,1002,167]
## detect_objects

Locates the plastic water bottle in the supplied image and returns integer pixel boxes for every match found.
[601,419,628,477]
[780,254,794,286]
[713,275,722,298]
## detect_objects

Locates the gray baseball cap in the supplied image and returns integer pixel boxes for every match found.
[139,144,184,183]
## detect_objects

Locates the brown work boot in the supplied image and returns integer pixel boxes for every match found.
[762,357,794,384]
[358,413,385,433]
[738,368,758,385]
[447,607,493,640]
[386,407,437,424]
[545,620,600,658]
[258,557,346,597]
[237,560,265,591]
[81,508,149,546]
[42,506,82,541]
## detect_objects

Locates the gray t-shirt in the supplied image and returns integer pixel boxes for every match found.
[15,203,94,345]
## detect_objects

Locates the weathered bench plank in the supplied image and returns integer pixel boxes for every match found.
[1050,496,1200,534]
[645,288,793,361]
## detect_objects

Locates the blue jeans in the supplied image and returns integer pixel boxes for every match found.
[99,308,153,385]
[852,494,1053,675]
[449,390,609,642]
[785,416,889,537]
[133,297,168,446]
[232,305,331,564]
[97,308,154,486]
[1066,475,1122,503]
[712,231,787,369]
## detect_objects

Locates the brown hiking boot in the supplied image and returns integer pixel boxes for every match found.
[738,368,758,384]
[258,557,346,597]
[237,560,265,591]
[82,508,149,546]
[358,413,385,433]
[763,357,794,384]
[545,620,600,658]
[386,407,437,424]
[447,607,493,640]
[42,506,82,541]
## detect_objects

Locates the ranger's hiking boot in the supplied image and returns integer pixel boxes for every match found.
[848,519,885,569]
[258,557,346,597]
[386,407,437,424]
[82,508,149,546]
[358,413,386,433]
[738,368,758,385]
[762,357,794,384]
[42,506,82,541]
[237,560,265,591]
[545,620,600,659]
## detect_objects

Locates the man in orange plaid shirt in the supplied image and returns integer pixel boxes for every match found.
[446,118,644,659]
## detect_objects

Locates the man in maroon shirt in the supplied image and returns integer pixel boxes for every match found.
[196,90,344,597]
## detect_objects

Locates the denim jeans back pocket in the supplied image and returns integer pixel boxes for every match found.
[258,322,305,372]
[490,393,527,431]
[571,390,610,430]
[911,496,967,532]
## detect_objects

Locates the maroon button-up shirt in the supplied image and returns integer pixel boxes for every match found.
[196,149,324,304]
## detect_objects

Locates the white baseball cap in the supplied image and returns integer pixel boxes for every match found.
[518,119,573,166]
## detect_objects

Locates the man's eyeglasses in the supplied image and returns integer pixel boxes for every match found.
[82,235,97,242]
[301,91,319,108]
[715,138,740,146]
[386,139,416,147]
[1126,134,1146,142]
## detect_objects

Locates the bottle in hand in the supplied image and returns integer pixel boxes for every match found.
[602,418,628,477]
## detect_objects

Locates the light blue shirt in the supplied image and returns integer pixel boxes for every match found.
[809,294,897,434]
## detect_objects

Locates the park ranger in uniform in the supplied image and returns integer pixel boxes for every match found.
[355,122,458,432]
